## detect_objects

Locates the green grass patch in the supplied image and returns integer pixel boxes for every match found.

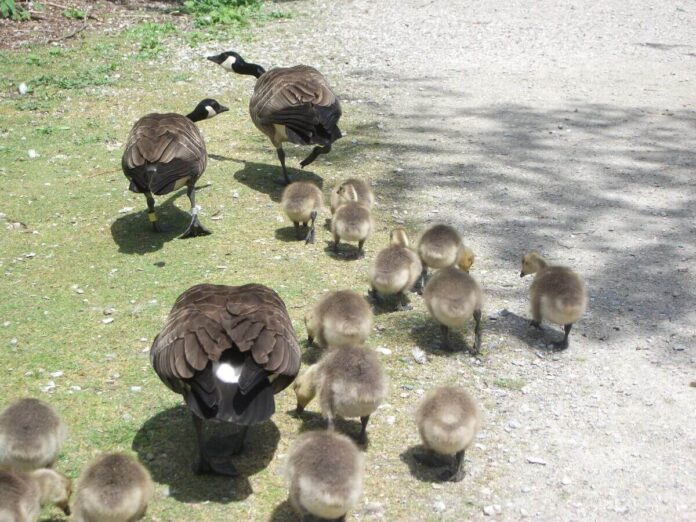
[494,377,527,390]
[182,0,262,27]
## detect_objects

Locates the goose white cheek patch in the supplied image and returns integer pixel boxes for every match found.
[205,106,216,118]
[221,56,237,71]
[214,361,242,383]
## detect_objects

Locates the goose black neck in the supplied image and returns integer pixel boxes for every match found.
[185,110,207,123]
[236,61,266,78]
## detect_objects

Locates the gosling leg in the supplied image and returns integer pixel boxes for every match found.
[440,450,466,482]
[472,308,482,355]
[357,415,370,445]
[439,324,450,351]
[553,323,572,351]
[304,210,317,244]
[357,239,365,258]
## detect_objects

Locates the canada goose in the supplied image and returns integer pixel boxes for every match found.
[0,468,72,520]
[415,386,480,482]
[0,398,67,472]
[207,51,341,185]
[330,178,374,214]
[330,184,373,257]
[72,453,153,522]
[121,98,228,238]
[150,283,301,476]
[286,430,364,521]
[293,344,388,444]
[520,251,587,350]
[423,265,483,353]
[281,181,323,243]
[368,228,422,310]
[416,224,473,289]
[305,290,373,348]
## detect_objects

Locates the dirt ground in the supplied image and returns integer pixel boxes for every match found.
[4,0,695,520]
[220,1,695,520]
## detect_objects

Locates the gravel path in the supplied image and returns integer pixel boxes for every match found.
[207,1,695,519]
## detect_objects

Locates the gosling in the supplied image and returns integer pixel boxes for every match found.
[305,290,373,348]
[329,178,374,214]
[520,251,587,350]
[72,453,154,522]
[0,468,72,520]
[368,228,422,311]
[417,224,475,290]
[423,259,483,353]
[0,397,67,471]
[331,183,373,257]
[286,430,364,521]
[293,344,388,444]
[415,386,480,482]
[281,181,323,243]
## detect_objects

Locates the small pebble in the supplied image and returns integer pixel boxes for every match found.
[101,318,114,324]
[130,386,142,392]
[526,456,547,465]
[561,476,571,485]
[483,505,496,516]
[27,149,38,159]
[49,371,63,378]
[376,347,392,355]
[433,501,446,513]
[412,347,427,364]
[18,82,28,95]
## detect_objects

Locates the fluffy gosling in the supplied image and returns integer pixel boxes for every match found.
[368,228,422,311]
[329,178,374,214]
[415,386,480,482]
[0,468,72,520]
[0,398,67,471]
[423,263,483,353]
[330,183,373,257]
[520,251,587,350]
[305,290,373,348]
[281,181,323,243]
[286,430,364,521]
[72,453,154,522]
[294,344,388,444]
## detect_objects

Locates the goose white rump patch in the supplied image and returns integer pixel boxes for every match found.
[214,361,242,383]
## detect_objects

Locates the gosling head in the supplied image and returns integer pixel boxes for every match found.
[186,98,229,122]
[456,246,475,272]
[293,366,318,414]
[520,251,546,277]
[35,469,72,516]
[389,228,410,248]
[337,183,359,203]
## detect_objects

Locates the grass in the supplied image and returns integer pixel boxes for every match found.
[0,6,489,522]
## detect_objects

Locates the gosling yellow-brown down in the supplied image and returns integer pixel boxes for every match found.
[331,183,373,257]
[72,453,153,522]
[293,344,388,444]
[368,228,422,311]
[281,181,323,243]
[305,290,373,348]
[0,398,67,471]
[285,430,364,520]
[415,386,480,482]
[423,264,483,353]
[0,468,72,521]
[520,251,587,350]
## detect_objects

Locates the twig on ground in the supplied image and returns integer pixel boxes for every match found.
[48,22,88,43]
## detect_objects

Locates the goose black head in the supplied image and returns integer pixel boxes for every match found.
[187,98,229,123]
[207,51,266,78]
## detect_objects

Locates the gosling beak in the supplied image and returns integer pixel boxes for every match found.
[520,271,525,277]
[295,404,304,414]
[61,504,71,516]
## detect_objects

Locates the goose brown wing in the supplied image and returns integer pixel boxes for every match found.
[121,113,207,195]
[250,66,341,145]
[150,283,301,395]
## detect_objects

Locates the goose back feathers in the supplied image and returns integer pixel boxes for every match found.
[150,284,301,425]
[250,65,342,147]
[122,113,206,196]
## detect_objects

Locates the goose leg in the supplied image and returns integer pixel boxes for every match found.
[472,309,482,355]
[300,144,331,168]
[190,414,238,477]
[553,324,572,351]
[439,450,466,482]
[304,210,317,244]
[180,185,211,239]
[276,147,290,185]
[358,415,370,444]
[144,192,163,232]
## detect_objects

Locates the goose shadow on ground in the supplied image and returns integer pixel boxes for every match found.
[408,321,476,355]
[290,409,370,448]
[368,291,419,317]
[110,190,194,254]
[274,225,313,243]
[269,499,300,522]
[233,160,323,202]
[322,240,366,261]
[487,310,572,351]
[132,405,280,503]
[400,445,459,484]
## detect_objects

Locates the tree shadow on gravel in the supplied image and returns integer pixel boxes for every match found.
[374,92,696,367]
[233,160,323,202]
[132,405,280,503]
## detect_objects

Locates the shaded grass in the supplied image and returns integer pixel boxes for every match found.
[0,9,489,522]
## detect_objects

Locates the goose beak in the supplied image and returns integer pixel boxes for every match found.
[206,55,222,64]
[218,105,229,113]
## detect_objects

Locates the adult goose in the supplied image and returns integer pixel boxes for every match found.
[150,283,301,476]
[207,51,342,185]
[121,98,228,238]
